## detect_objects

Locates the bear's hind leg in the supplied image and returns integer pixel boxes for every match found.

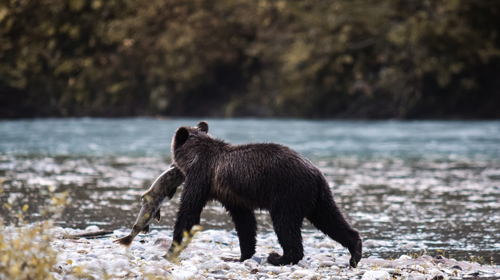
[225,205,257,261]
[268,205,304,266]
[307,194,362,268]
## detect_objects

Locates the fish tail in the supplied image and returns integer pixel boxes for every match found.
[154,209,161,222]
[113,235,134,246]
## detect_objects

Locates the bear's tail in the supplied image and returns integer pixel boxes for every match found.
[113,235,134,246]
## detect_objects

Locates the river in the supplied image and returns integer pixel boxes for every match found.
[0,118,499,263]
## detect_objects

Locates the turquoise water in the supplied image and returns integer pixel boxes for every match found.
[1,118,499,263]
[1,118,500,159]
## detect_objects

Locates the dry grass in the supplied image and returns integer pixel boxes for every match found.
[0,221,57,279]
[165,225,203,263]
[0,182,69,280]
[0,180,204,279]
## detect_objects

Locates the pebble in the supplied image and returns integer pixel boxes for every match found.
[130,243,145,251]
[320,260,335,267]
[251,256,265,264]
[25,226,500,280]
[478,268,495,274]
[315,241,336,248]
[262,265,282,274]
[361,271,390,280]
[293,269,314,276]
[335,261,349,268]
[214,262,231,271]
[172,269,196,280]
[243,259,259,271]
[84,225,99,231]
[407,275,425,280]
[298,259,312,268]
[450,264,462,270]
[399,254,412,260]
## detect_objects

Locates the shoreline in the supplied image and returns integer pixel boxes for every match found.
[21,226,500,279]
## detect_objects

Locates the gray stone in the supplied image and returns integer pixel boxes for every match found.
[328,277,349,280]
[205,273,227,279]
[303,256,315,263]
[361,271,390,280]
[316,242,336,248]
[298,260,311,268]
[406,276,425,280]
[335,261,349,268]
[262,266,282,274]
[429,270,445,280]
[251,256,264,264]
[214,262,231,271]
[293,269,314,276]
[450,265,462,270]
[243,259,259,274]
[320,260,335,267]
[477,269,495,275]
[382,268,397,275]
[219,252,239,261]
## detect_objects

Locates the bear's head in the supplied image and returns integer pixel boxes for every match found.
[171,121,210,169]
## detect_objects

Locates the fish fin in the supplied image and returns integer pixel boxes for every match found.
[141,192,151,200]
[141,225,150,234]
[154,209,161,222]
[113,235,134,246]
[167,187,178,200]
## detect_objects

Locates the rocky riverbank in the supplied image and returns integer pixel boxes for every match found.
[36,227,500,279]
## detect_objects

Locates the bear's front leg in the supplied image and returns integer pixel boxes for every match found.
[167,180,208,255]
[224,204,257,261]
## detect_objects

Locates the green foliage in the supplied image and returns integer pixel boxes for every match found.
[0,0,499,118]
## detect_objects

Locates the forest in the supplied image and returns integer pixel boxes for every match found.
[0,0,499,119]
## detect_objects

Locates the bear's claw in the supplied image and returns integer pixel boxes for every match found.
[267,252,283,265]
[267,251,303,266]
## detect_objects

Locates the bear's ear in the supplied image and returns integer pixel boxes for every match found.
[173,127,189,149]
[197,121,208,133]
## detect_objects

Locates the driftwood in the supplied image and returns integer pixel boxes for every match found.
[67,229,114,239]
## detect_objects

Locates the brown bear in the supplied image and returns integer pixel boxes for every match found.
[169,121,362,267]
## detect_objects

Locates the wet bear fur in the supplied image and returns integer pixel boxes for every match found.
[169,121,362,267]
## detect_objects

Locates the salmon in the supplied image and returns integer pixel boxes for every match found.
[113,165,185,246]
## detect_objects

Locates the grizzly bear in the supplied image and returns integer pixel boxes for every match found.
[169,121,362,267]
